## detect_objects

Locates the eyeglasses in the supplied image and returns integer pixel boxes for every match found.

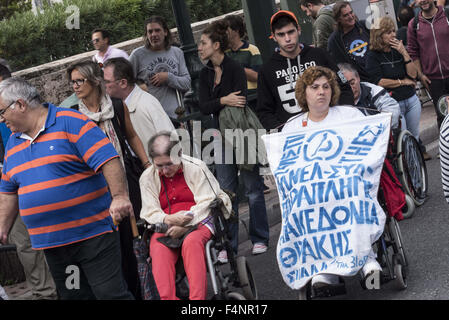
[0,100,16,119]
[70,79,88,87]
[92,38,101,44]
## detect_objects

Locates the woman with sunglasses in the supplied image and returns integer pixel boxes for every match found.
[67,60,149,300]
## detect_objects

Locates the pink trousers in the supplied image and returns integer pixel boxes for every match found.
[150,224,212,300]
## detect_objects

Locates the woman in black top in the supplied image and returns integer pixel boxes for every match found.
[366,17,426,155]
[198,20,269,262]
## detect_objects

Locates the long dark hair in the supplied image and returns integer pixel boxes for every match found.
[143,16,172,50]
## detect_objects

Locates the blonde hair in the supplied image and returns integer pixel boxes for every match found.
[295,66,340,112]
[369,17,396,51]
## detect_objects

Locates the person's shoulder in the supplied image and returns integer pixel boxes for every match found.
[170,45,184,55]
[327,30,340,43]
[333,105,364,116]
[366,49,380,59]
[247,43,261,55]
[282,114,303,133]
[130,46,146,57]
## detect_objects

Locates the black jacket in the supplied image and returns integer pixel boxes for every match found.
[198,55,247,118]
[327,21,371,81]
[256,44,354,130]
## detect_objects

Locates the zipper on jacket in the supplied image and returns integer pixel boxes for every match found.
[422,14,446,79]
[430,23,445,79]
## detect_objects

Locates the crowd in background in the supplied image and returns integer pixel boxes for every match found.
[0,0,448,300]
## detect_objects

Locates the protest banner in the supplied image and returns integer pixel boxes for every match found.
[262,113,391,289]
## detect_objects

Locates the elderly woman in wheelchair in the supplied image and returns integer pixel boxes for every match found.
[139,131,232,300]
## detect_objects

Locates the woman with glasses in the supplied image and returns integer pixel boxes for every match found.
[67,60,149,300]
[129,16,191,120]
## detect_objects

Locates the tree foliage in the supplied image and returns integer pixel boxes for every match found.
[0,0,31,20]
[0,0,242,71]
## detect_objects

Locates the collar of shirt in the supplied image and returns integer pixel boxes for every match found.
[124,84,138,109]
[95,45,113,63]
[18,103,56,142]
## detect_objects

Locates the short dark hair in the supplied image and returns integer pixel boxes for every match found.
[144,16,172,50]
[0,64,11,80]
[271,15,298,33]
[223,14,246,38]
[92,28,110,44]
[103,58,135,87]
[398,5,415,27]
[299,0,324,7]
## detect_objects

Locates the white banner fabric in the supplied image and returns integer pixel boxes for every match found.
[262,113,391,290]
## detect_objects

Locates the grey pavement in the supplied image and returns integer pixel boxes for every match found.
[3,98,441,300]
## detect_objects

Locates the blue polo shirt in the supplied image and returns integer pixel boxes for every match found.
[0,103,119,249]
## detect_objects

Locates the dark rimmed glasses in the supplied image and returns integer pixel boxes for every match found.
[0,100,16,119]
[70,79,88,87]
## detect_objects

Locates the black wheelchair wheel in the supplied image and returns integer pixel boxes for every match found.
[397,130,428,206]
[226,292,246,300]
[236,256,258,300]
[389,218,408,268]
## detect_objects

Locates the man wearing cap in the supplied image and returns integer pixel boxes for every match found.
[256,10,353,130]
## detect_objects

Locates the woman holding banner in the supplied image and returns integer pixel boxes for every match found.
[282,66,383,289]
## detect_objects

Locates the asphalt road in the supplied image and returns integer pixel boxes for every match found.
[238,140,449,300]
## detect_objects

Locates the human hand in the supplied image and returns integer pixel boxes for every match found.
[0,229,8,245]
[389,38,406,56]
[150,72,169,87]
[165,225,189,239]
[222,91,246,108]
[402,78,416,87]
[420,74,431,91]
[109,195,133,223]
[164,211,193,227]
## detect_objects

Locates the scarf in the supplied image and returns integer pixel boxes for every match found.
[78,95,124,167]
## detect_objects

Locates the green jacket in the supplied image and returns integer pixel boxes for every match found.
[313,5,335,49]
[219,106,268,171]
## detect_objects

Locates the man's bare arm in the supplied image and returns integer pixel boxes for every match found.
[101,157,133,223]
[0,193,19,244]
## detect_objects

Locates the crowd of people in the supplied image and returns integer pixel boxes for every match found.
[0,0,448,300]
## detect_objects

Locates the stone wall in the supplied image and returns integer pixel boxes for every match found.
[12,9,244,105]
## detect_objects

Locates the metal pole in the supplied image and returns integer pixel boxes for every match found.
[280,0,313,45]
[242,0,277,64]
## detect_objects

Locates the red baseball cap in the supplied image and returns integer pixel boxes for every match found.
[270,10,299,32]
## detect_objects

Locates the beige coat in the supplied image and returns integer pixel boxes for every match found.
[126,85,175,155]
[139,154,232,226]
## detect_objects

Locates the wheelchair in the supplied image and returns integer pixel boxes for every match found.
[138,198,258,300]
[354,107,428,214]
[389,126,429,212]
[297,183,409,300]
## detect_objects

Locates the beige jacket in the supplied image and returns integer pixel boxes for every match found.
[126,85,175,155]
[139,154,232,226]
